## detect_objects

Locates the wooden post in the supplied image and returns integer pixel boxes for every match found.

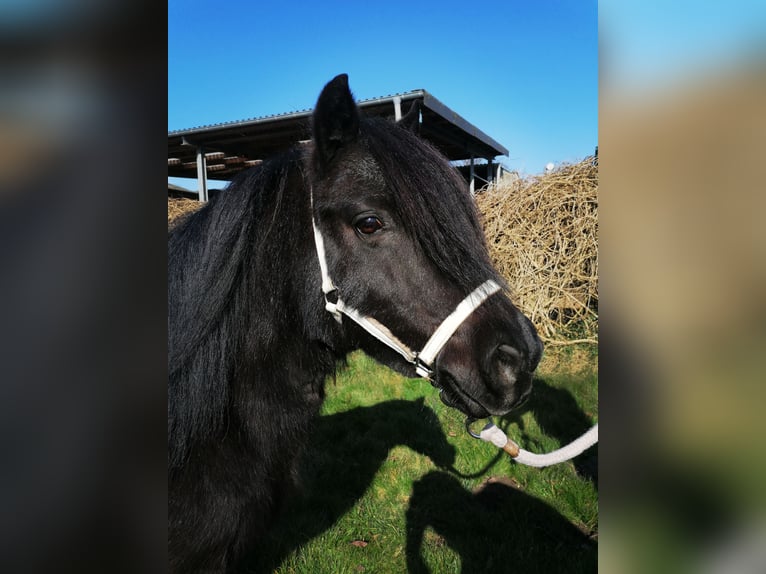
[486,157,493,187]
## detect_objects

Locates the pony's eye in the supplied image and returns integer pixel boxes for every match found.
[354,215,383,235]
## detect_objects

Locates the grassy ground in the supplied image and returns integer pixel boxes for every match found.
[246,346,598,573]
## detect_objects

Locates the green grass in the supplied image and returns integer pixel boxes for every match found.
[247,347,598,573]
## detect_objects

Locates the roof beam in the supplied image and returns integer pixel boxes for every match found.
[419,121,497,160]
[421,93,508,157]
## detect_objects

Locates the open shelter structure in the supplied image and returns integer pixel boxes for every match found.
[168,89,508,201]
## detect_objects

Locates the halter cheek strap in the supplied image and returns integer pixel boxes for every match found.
[311,191,500,379]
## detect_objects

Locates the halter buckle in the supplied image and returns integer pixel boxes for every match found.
[324,289,343,323]
[465,417,494,439]
[413,354,433,379]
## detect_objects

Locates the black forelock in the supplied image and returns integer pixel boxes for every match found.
[359,117,500,292]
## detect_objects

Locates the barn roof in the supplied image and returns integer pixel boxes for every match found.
[168,89,508,181]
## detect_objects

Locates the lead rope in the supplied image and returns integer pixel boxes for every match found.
[467,418,598,468]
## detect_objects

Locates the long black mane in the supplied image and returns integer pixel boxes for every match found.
[168,146,337,470]
[168,146,306,378]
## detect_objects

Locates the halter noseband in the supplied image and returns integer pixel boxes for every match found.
[310,189,500,379]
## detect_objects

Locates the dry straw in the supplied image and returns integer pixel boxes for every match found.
[167,156,598,345]
[475,157,598,345]
[167,198,202,228]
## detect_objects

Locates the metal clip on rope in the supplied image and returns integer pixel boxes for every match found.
[466,418,598,468]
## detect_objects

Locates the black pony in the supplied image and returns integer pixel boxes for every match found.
[168,74,542,573]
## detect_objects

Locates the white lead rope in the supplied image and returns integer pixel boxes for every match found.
[473,420,598,467]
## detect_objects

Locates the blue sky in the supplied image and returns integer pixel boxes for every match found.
[168,0,598,186]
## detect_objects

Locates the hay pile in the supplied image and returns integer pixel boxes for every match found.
[476,157,598,345]
[167,198,202,228]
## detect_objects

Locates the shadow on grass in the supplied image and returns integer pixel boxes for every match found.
[502,376,598,487]
[242,398,456,573]
[406,471,597,574]
[242,390,599,573]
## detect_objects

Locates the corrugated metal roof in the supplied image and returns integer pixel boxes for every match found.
[168,89,425,136]
[168,88,508,181]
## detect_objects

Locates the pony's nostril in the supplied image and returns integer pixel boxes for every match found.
[496,344,522,370]
[492,344,523,388]
[492,344,534,412]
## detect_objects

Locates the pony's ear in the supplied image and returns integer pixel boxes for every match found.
[398,100,421,134]
[312,74,360,175]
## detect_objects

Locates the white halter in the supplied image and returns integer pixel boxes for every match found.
[310,191,500,379]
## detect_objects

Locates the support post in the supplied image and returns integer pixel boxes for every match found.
[196,147,209,202]
[393,96,402,121]
[469,154,475,195]
[486,157,493,186]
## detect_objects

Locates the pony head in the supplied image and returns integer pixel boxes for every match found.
[308,74,542,418]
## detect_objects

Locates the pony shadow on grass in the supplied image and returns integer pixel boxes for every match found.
[242,379,597,572]
[501,376,598,487]
[406,471,597,574]
[242,398,456,573]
